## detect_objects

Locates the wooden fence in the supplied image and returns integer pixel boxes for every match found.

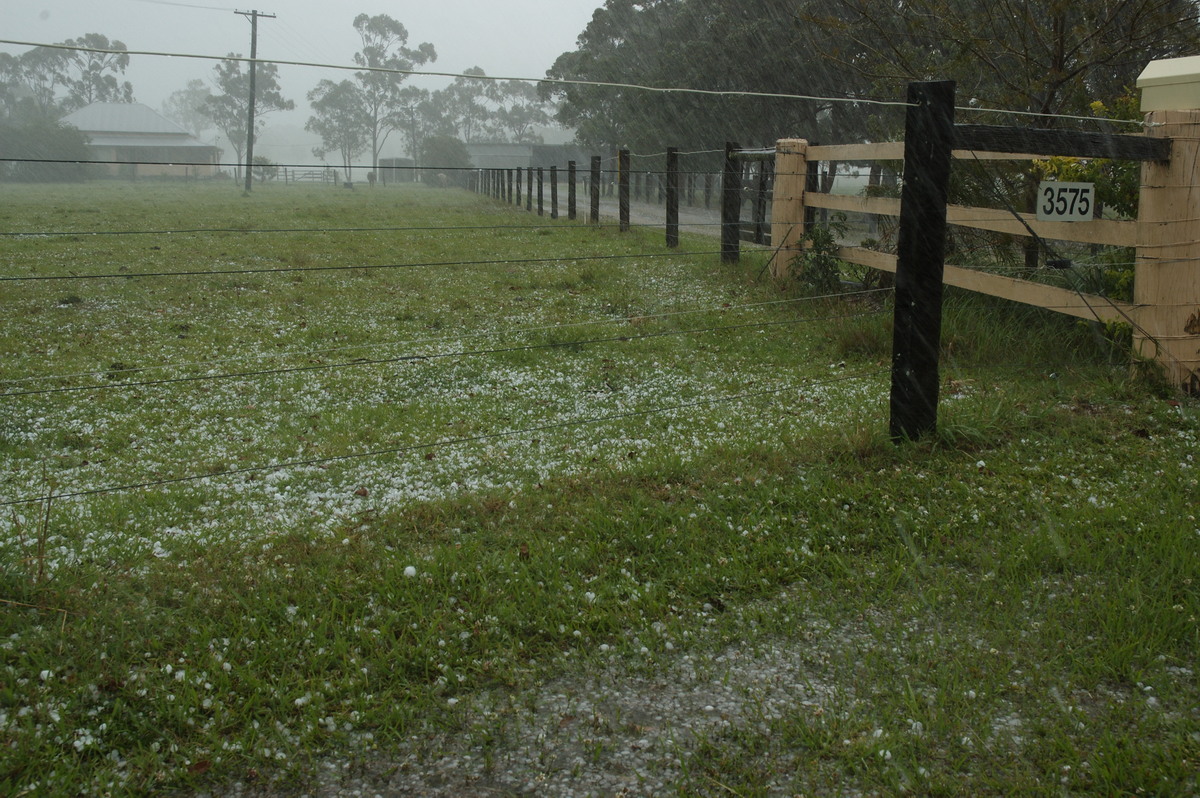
[470,84,1197,434]
[764,80,1200,431]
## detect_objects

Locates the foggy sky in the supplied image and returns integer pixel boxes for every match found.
[2,0,602,159]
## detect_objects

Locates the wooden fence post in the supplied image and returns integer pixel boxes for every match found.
[619,149,631,232]
[568,161,577,220]
[526,167,533,211]
[666,147,680,248]
[890,80,956,441]
[550,165,559,219]
[769,139,808,279]
[506,169,513,204]
[516,167,522,206]
[721,141,741,263]
[1136,110,1200,393]
[753,162,770,244]
[590,156,601,223]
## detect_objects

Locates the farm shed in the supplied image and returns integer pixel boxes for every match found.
[61,102,222,179]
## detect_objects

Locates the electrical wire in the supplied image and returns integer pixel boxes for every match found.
[0,37,914,110]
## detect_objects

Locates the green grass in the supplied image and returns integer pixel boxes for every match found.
[0,180,1196,796]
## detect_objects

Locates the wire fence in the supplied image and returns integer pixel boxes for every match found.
[0,167,894,531]
[5,36,1187,545]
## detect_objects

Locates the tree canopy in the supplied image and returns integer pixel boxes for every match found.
[815,0,1200,124]
[306,79,371,178]
[201,55,294,178]
[0,34,134,119]
[351,13,437,171]
[544,0,1200,157]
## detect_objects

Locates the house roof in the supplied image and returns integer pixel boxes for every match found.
[61,102,219,151]
[63,102,191,135]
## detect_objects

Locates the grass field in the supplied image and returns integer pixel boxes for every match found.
[1,180,1197,796]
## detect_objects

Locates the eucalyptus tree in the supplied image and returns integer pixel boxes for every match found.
[351,13,437,172]
[491,80,551,144]
[390,85,439,168]
[58,34,134,111]
[433,67,493,144]
[162,79,215,139]
[543,0,867,161]
[306,79,371,180]
[201,55,293,179]
[817,0,1200,122]
[0,35,135,118]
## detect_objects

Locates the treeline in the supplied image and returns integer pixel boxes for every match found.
[0,14,558,181]
[541,0,1200,161]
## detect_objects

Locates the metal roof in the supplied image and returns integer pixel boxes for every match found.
[62,102,192,135]
[61,102,219,152]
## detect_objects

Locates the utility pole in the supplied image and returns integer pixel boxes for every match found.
[235,9,276,193]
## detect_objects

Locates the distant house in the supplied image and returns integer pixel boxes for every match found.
[60,102,222,179]
[465,142,591,171]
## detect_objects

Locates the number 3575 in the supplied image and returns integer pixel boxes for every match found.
[1037,182,1094,221]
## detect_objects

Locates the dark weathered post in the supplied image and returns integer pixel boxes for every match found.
[550,165,559,219]
[753,163,770,244]
[516,167,522,206]
[590,156,601,223]
[890,80,955,441]
[537,167,545,216]
[526,167,533,211]
[721,141,741,263]
[666,147,680,248]
[568,161,577,220]
[507,169,513,204]
[618,149,631,232]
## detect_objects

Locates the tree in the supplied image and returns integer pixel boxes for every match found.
[816,0,1200,122]
[0,116,90,181]
[59,34,134,112]
[251,155,279,182]
[419,134,471,186]
[542,0,862,160]
[433,67,492,144]
[0,46,69,118]
[0,36,135,118]
[306,79,370,179]
[396,86,440,165]
[162,79,214,139]
[351,13,436,172]
[201,54,293,179]
[491,80,551,144]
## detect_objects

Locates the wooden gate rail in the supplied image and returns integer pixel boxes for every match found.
[770,91,1199,409]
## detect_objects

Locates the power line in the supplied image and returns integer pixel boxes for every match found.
[0,37,913,110]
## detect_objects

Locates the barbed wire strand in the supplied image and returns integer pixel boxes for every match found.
[2,305,890,399]
[0,368,887,509]
[0,249,725,283]
[2,288,894,387]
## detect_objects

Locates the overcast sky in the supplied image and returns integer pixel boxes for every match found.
[2,0,603,157]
